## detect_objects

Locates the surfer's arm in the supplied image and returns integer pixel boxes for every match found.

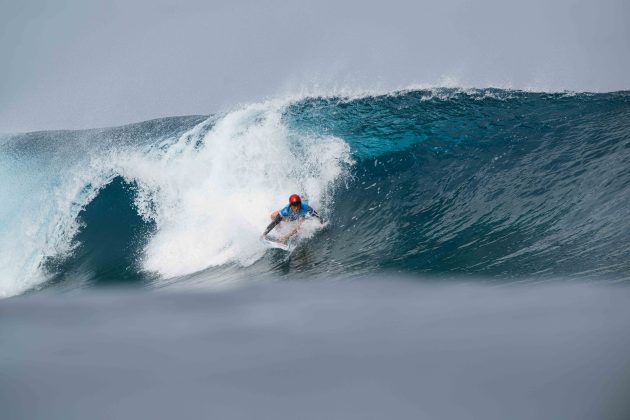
[310,209,323,223]
[307,206,323,223]
[262,214,283,237]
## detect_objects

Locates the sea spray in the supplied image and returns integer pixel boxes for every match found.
[125,102,351,277]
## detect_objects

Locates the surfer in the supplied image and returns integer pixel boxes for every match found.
[262,194,322,243]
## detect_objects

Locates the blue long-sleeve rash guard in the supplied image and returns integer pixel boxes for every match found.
[263,202,321,236]
[279,202,316,219]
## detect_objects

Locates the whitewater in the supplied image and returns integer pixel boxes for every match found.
[1,88,629,297]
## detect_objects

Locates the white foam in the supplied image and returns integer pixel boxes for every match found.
[127,102,352,277]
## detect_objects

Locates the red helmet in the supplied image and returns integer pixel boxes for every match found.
[289,194,301,205]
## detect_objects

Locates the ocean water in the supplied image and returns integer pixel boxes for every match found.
[1,88,629,296]
[2,88,630,419]
[3,281,630,419]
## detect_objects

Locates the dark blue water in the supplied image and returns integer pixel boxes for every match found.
[282,90,630,280]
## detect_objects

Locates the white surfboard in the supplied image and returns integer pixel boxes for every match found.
[261,237,290,251]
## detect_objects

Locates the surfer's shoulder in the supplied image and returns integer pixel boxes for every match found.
[279,205,290,217]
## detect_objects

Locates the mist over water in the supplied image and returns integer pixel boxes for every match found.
[3,280,630,420]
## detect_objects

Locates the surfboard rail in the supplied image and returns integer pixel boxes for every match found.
[260,237,290,251]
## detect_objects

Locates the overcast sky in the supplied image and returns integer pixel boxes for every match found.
[1,0,629,132]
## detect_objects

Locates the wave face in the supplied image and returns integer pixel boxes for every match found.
[1,89,629,296]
